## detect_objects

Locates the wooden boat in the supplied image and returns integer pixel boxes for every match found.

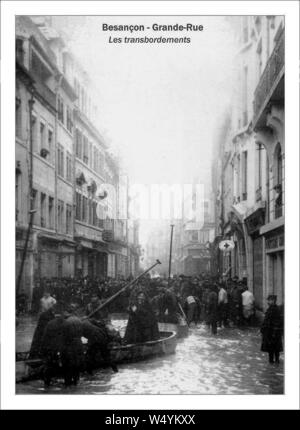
[16,330,177,383]
[158,322,189,338]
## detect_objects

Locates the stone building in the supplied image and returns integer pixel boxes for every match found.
[174,181,215,277]
[212,16,284,310]
[16,16,62,300]
[15,16,140,307]
[143,180,215,278]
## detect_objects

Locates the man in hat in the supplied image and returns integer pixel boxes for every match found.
[260,295,283,364]
[60,303,84,386]
[230,280,243,326]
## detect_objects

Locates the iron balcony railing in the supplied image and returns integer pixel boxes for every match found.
[256,187,262,202]
[30,72,56,111]
[253,28,284,126]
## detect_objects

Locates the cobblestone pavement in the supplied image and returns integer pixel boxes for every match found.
[16,316,284,395]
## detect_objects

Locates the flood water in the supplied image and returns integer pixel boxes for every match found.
[16,318,284,395]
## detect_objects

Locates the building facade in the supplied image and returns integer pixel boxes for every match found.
[15,16,140,307]
[212,16,284,310]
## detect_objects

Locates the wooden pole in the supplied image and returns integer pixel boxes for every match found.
[168,224,174,280]
[16,94,35,296]
[84,259,161,319]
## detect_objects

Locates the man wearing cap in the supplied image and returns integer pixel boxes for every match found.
[260,295,283,364]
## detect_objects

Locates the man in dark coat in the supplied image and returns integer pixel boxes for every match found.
[124,291,160,344]
[81,319,118,374]
[29,307,56,359]
[207,284,219,335]
[60,304,84,386]
[154,287,179,324]
[230,281,243,326]
[261,295,283,364]
[41,314,65,386]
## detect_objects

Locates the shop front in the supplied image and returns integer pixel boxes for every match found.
[264,227,284,307]
[245,206,266,310]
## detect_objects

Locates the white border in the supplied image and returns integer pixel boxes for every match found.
[1,1,299,410]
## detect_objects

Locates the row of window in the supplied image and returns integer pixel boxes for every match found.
[30,189,73,234]
[57,144,72,182]
[233,150,248,202]
[16,100,55,162]
[73,78,92,119]
[75,191,104,229]
[75,128,105,175]
[187,230,210,243]
[57,95,73,133]
[16,99,104,178]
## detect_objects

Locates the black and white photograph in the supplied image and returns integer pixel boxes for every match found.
[1,0,299,411]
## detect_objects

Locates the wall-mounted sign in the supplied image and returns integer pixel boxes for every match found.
[219,240,235,251]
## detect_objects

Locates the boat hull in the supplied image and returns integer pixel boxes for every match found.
[16,331,177,383]
[110,331,177,364]
[158,322,189,338]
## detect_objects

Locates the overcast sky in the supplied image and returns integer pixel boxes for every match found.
[51,16,236,248]
[53,16,236,186]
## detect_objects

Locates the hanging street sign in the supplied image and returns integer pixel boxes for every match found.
[219,240,235,251]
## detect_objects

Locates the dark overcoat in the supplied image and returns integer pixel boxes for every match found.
[124,302,160,344]
[261,304,283,353]
[29,309,55,358]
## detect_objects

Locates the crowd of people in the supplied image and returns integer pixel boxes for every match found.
[27,275,132,316]
[20,273,258,331]
[23,271,283,387]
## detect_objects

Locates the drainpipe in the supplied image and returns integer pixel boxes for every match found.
[53,73,64,277]
[16,90,35,295]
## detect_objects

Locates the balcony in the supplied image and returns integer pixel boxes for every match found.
[31,74,56,111]
[253,27,284,127]
[102,220,127,244]
[41,217,46,228]
[102,230,113,242]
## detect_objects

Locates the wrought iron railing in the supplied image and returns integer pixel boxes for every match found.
[256,187,262,202]
[253,28,284,125]
[32,77,56,111]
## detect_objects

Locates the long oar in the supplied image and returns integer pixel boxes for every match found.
[84,260,161,320]
[178,302,189,327]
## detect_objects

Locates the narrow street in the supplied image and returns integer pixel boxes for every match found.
[11,13,289,403]
[16,317,284,395]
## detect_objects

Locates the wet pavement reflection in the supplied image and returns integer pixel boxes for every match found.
[16,318,284,395]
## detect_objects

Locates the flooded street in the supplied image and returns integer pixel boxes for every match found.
[16,319,284,395]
